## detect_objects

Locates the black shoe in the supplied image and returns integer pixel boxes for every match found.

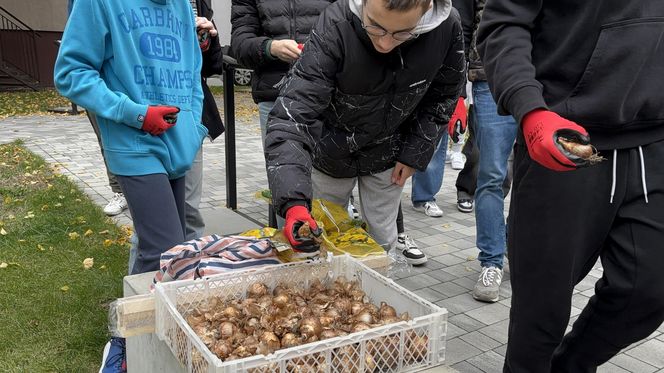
[457,198,474,213]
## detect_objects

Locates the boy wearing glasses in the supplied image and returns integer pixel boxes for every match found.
[264,0,465,255]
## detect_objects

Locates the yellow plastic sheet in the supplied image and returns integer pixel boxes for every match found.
[241,199,384,261]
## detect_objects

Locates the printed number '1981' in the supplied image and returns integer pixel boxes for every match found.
[140,33,181,62]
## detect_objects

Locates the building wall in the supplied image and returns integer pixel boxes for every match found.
[1,0,68,32]
[211,0,232,46]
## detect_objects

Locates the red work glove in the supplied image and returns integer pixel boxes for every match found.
[522,109,591,171]
[297,43,304,51]
[142,106,179,136]
[198,30,210,52]
[448,97,467,143]
[284,205,322,257]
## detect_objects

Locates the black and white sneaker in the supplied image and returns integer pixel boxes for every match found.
[457,198,474,213]
[396,233,427,265]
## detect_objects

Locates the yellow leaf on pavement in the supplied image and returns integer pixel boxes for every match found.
[83,258,94,269]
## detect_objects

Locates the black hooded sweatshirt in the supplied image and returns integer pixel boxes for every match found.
[478,1,664,150]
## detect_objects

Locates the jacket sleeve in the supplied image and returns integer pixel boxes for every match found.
[264,21,340,217]
[398,12,466,171]
[456,0,474,57]
[199,0,224,77]
[54,0,147,128]
[230,0,270,69]
[477,0,547,123]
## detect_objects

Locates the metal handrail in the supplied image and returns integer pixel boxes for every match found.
[0,5,41,88]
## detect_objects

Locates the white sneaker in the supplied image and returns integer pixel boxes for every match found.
[413,201,443,217]
[445,149,453,164]
[347,202,360,220]
[103,193,128,216]
[450,152,466,170]
[395,233,427,265]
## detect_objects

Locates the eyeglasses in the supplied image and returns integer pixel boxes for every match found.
[361,22,419,41]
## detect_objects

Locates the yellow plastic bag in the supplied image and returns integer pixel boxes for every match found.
[311,199,385,258]
[241,199,384,261]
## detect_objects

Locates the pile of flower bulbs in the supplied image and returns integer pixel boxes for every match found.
[185,276,429,370]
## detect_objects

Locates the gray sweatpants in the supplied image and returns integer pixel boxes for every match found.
[312,167,403,251]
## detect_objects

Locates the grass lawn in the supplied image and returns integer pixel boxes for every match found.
[0,89,74,120]
[0,141,131,372]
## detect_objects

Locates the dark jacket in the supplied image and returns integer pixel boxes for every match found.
[265,0,466,216]
[455,0,485,82]
[478,0,664,150]
[230,0,334,103]
[197,0,225,140]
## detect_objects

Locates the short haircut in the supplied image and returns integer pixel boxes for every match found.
[364,0,433,12]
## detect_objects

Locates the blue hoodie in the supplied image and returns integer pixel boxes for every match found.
[55,0,207,179]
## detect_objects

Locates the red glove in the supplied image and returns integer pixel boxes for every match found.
[448,97,467,143]
[522,109,591,171]
[284,205,322,255]
[142,106,179,136]
[297,43,304,51]
[198,30,210,52]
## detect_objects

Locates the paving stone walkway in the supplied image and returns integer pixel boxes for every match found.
[2,111,663,373]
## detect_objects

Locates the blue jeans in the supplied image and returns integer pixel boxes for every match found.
[473,81,517,268]
[411,134,449,205]
[258,101,276,146]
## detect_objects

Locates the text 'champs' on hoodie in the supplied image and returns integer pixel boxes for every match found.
[55,0,207,179]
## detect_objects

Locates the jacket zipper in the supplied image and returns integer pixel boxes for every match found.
[289,0,296,40]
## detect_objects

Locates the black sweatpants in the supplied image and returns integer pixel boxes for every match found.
[116,174,186,275]
[505,139,664,372]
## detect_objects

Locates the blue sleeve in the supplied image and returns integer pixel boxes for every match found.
[54,0,148,129]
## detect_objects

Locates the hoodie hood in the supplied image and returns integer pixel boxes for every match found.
[349,0,451,34]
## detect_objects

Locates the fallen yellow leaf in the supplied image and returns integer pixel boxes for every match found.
[0,262,7,269]
[100,265,107,270]
[60,285,70,292]
[103,239,113,247]
[37,244,45,251]
[54,203,62,207]
[83,258,94,269]
[68,232,80,240]
[98,230,109,235]
[0,228,7,235]
[84,229,94,237]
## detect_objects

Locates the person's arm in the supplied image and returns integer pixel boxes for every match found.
[230,0,271,69]
[264,22,340,217]
[456,0,474,57]
[189,9,204,127]
[54,0,147,127]
[477,0,546,123]
[398,12,466,171]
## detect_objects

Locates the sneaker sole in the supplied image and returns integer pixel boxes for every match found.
[412,206,443,218]
[457,205,473,213]
[472,292,499,303]
[405,256,428,266]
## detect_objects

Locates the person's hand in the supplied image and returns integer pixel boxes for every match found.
[448,97,467,143]
[522,109,591,171]
[391,162,415,187]
[195,17,217,52]
[270,39,302,63]
[142,106,179,136]
[284,205,322,257]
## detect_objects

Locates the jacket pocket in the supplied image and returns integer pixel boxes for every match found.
[565,18,664,128]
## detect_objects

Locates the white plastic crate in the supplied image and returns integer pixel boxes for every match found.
[154,255,447,373]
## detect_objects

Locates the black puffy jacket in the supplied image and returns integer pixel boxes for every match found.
[197,0,225,140]
[230,0,334,103]
[265,0,466,216]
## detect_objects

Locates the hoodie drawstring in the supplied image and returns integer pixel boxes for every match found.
[638,146,649,204]
[609,147,648,204]
[610,149,617,204]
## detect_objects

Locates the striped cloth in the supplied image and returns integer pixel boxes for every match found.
[152,235,281,288]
